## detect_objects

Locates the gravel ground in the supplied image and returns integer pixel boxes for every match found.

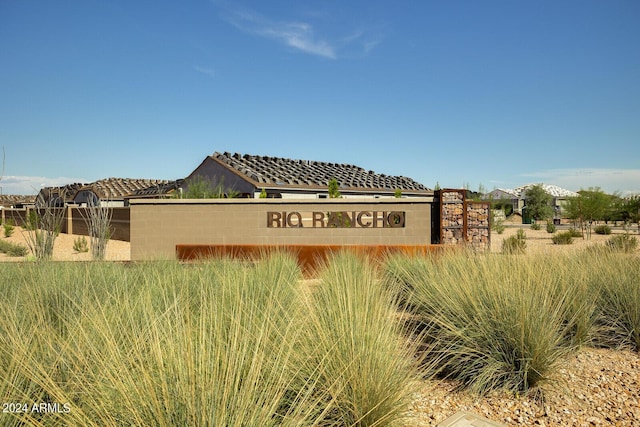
[2,225,639,426]
[408,347,640,426]
[0,226,130,261]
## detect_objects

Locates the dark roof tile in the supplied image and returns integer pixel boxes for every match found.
[211,152,431,193]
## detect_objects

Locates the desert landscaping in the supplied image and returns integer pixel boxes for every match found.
[1,222,639,426]
[2,219,639,262]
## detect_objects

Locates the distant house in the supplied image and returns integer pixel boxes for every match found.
[485,183,579,218]
[484,188,522,214]
[0,194,36,208]
[183,152,432,198]
[36,178,181,207]
[125,179,184,202]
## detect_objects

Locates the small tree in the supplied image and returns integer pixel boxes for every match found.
[613,194,640,233]
[565,187,613,239]
[523,184,554,222]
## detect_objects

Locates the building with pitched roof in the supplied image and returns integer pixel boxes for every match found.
[36,178,181,207]
[184,152,432,199]
[485,183,579,220]
[0,194,35,208]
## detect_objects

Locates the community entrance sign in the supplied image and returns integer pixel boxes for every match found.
[267,211,406,228]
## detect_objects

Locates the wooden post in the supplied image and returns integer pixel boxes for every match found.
[67,205,73,235]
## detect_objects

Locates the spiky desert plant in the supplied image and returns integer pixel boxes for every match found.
[77,193,113,260]
[22,195,65,260]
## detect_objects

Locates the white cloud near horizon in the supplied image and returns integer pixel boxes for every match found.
[520,168,640,196]
[224,8,337,59]
[0,175,89,196]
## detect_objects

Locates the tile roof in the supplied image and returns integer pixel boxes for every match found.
[503,184,579,199]
[87,178,175,199]
[129,179,184,197]
[212,152,431,193]
[0,194,35,207]
[38,178,178,201]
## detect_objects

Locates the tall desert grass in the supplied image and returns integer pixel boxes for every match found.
[0,256,331,426]
[383,251,600,394]
[582,250,640,351]
[300,251,424,426]
[0,252,428,426]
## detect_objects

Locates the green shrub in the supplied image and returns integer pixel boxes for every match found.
[606,233,638,253]
[3,219,14,237]
[546,221,556,234]
[594,224,612,235]
[567,227,583,238]
[552,231,574,245]
[0,238,28,256]
[73,236,89,253]
[493,219,506,234]
[530,222,541,230]
[502,229,526,254]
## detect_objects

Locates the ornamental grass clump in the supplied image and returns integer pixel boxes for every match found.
[384,252,582,395]
[584,252,640,351]
[0,252,429,427]
[606,233,638,253]
[301,251,424,426]
[501,228,526,254]
[0,256,332,426]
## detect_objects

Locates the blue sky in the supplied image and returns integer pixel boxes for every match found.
[1,0,639,196]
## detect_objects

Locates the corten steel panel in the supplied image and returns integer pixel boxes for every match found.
[129,198,433,260]
[176,244,454,277]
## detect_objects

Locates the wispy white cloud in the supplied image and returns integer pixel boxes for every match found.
[0,176,89,196]
[520,168,640,196]
[363,39,381,54]
[224,8,337,59]
[193,65,216,79]
[340,29,382,55]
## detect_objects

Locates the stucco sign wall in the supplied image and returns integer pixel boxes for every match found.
[129,198,433,260]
